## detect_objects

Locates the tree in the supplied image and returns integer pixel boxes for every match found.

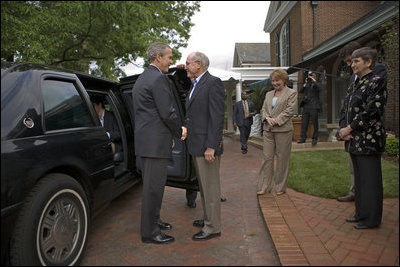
[1,1,200,80]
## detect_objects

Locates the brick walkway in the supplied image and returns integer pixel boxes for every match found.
[80,136,399,266]
[80,137,279,266]
[252,136,399,266]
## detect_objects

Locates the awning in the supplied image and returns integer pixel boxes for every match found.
[247,78,270,90]
[286,1,397,75]
[285,49,334,75]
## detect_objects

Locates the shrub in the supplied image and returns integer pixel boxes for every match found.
[386,137,399,157]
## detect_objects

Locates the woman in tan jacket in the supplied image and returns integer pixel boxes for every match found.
[257,69,297,195]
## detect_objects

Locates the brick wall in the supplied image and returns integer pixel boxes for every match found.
[269,1,383,66]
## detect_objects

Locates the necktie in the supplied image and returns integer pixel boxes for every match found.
[243,100,249,118]
[189,80,198,100]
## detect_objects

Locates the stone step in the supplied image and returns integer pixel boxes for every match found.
[244,135,345,152]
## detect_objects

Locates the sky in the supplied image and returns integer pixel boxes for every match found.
[123,1,270,75]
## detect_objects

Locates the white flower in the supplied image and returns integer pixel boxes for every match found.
[375,102,381,108]
[354,107,359,112]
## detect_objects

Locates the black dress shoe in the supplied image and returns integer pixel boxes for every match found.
[242,150,247,154]
[297,139,305,144]
[354,224,377,230]
[193,219,204,227]
[312,139,318,146]
[220,196,227,202]
[192,230,221,241]
[142,233,175,244]
[337,194,355,202]
[187,201,196,208]
[157,221,172,230]
[346,216,359,223]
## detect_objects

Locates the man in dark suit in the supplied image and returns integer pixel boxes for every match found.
[91,95,122,154]
[132,42,187,244]
[184,51,225,241]
[233,90,256,154]
[336,41,387,202]
[297,71,321,145]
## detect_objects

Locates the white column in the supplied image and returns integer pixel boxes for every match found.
[235,80,242,134]
[236,80,242,102]
[225,85,235,133]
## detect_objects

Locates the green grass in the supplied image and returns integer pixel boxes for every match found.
[288,150,399,199]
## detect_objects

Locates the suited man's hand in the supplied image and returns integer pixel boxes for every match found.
[204,148,215,163]
[181,126,187,140]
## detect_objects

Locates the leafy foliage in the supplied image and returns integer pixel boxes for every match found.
[386,137,399,157]
[247,84,272,113]
[1,1,200,80]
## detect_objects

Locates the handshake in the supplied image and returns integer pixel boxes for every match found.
[181,126,187,141]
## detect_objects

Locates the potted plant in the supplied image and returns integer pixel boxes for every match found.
[291,114,313,141]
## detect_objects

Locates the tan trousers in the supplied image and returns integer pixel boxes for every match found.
[193,155,221,234]
[258,130,293,193]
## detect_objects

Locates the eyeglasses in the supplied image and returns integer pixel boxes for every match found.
[186,60,199,66]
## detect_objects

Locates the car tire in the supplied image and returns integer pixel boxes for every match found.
[10,173,89,266]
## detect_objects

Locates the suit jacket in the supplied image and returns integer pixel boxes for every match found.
[185,71,225,156]
[103,110,122,152]
[261,86,297,132]
[339,72,387,155]
[233,100,255,127]
[299,81,321,110]
[132,65,181,158]
[339,62,387,135]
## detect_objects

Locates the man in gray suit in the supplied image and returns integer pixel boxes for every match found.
[184,52,225,241]
[233,90,256,154]
[132,42,187,244]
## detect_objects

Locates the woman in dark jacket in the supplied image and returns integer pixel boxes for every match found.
[339,47,387,229]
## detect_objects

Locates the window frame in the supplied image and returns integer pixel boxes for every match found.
[40,74,98,133]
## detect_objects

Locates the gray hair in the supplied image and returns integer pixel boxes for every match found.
[191,52,210,69]
[352,47,377,69]
[147,42,171,63]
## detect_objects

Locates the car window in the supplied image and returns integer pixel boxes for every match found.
[42,79,94,131]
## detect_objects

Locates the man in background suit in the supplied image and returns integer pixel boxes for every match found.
[233,90,256,154]
[132,42,187,244]
[297,71,321,146]
[184,51,225,241]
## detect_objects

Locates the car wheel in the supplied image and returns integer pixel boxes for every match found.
[10,173,89,266]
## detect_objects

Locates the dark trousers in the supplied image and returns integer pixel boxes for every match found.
[300,107,319,141]
[350,153,383,227]
[186,189,197,203]
[140,157,168,238]
[239,123,251,151]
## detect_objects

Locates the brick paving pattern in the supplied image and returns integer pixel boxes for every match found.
[80,137,279,266]
[79,136,399,266]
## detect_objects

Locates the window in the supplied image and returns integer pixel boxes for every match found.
[42,80,94,131]
[275,32,280,66]
[279,21,290,66]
